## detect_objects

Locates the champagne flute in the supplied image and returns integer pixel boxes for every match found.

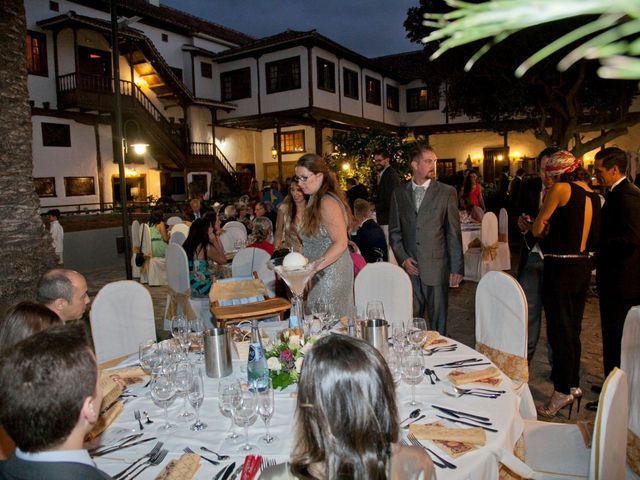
[188,368,206,431]
[402,348,424,407]
[218,378,241,439]
[233,389,258,452]
[150,372,176,432]
[174,361,194,421]
[257,378,277,444]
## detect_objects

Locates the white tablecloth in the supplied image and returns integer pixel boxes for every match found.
[95,323,524,479]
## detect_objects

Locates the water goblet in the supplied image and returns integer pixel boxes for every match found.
[407,317,428,350]
[402,348,424,407]
[174,361,195,421]
[233,389,258,452]
[366,301,385,322]
[218,378,242,439]
[150,372,176,432]
[188,368,207,431]
[171,315,191,354]
[139,340,159,375]
[257,378,277,444]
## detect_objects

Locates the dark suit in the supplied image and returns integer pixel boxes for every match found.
[595,178,640,376]
[352,219,388,263]
[374,166,401,226]
[0,454,112,479]
[389,181,463,334]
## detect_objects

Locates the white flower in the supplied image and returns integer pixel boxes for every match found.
[267,357,282,372]
[288,335,301,349]
[295,357,304,373]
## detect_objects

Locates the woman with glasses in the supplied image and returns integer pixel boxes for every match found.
[294,154,355,317]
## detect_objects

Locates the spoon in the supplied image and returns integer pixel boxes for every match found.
[200,446,230,461]
[400,408,421,424]
[143,411,154,424]
[402,414,426,429]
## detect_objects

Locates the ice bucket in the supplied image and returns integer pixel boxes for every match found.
[204,328,232,378]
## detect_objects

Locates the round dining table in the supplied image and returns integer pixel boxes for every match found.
[95,322,524,479]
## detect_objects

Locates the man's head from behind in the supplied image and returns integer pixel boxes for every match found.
[36,269,90,322]
[353,198,373,222]
[0,324,101,452]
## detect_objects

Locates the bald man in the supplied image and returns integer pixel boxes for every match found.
[36,269,90,322]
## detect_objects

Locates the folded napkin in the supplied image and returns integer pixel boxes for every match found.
[106,366,147,386]
[447,366,501,386]
[410,422,486,446]
[155,452,200,480]
[86,400,123,441]
[99,372,124,409]
[420,331,441,348]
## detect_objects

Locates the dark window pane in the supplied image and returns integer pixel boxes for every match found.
[343,68,359,99]
[386,84,399,111]
[26,31,48,76]
[407,87,439,112]
[161,33,168,42]
[41,122,70,147]
[316,57,335,92]
[265,57,301,94]
[49,1,59,11]
[200,62,212,79]
[220,67,251,101]
[365,76,381,105]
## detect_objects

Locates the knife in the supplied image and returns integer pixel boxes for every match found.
[227,464,244,480]
[213,461,235,480]
[91,436,157,456]
[436,414,498,432]
[89,433,143,454]
[431,404,491,423]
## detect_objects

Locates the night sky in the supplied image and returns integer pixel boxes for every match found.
[161,0,422,58]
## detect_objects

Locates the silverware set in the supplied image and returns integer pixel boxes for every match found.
[112,441,163,479]
[424,368,440,384]
[402,414,426,429]
[443,385,505,399]
[401,433,457,470]
[424,344,458,356]
[200,446,230,461]
[90,434,157,457]
[431,403,499,431]
[433,358,491,368]
[127,448,168,480]
[134,410,144,430]
[261,457,277,471]
[185,446,219,465]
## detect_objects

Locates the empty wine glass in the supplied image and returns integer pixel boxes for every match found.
[218,378,242,439]
[407,317,428,350]
[174,361,194,421]
[366,301,385,321]
[171,315,191,354]
[190,319,205,361]
[313,299,329,330]
[233,389,258,452]
[139,340,159,375]
[189,368,207,431]
[150,372,176,432]
[257,378,277,444]
[385,346,403,385]
[402,348,424,407]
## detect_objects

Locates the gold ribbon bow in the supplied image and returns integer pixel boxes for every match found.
[476,342,529,383]
[481,241,499,262]
[629,429,640,475]
[167,287,198,321]
[140,254,151,274]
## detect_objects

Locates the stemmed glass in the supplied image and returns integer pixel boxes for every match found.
[139,340,159,374]
[257,378,277,444]
[385,346,403,385]
[171,315,191,354]
[366,301,385,321]
[402,348,424,407]
[407,318,429,350]
[218,378,242,439]
[190,319,205,361]
[233,389,259,452]
[150,371,176,432]
[174,361,194,421]
[313,299,332,331]
[188,368,207,431]
[392,324,407,352]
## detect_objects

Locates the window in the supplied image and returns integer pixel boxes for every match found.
[161,33,168,42]
[41,123,70,147]
[266,57,301,94]
[436,159,456,178]
[172,176,186,195]
[49,1,59,11]
[407,87,439,112]
[26,31,47,76]
[273,130,305,154]
[365,76,381,105]
[386,84,399,111]
[343,68,359,99]
[220,67,251,101]
[316,57,335,92]
[200,62,212,79]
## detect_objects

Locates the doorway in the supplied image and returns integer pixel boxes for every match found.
[483,146,509,183]
[78,46,111,91]
[112,175,147,204]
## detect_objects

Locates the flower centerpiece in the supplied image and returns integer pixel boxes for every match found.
[265,328,317,390]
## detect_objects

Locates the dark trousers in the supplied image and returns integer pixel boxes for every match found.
[411,276,448,335]
[543,288,588,394]
[599,293,640,377]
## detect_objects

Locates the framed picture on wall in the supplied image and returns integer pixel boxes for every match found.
[33,177,56,197]
[64,176,95,196]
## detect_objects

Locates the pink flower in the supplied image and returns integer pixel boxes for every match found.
[280,349,294,363]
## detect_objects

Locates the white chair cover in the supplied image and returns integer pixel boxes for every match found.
[497,208,511,270]
[354,262,412,328]
[140,223,167,286]
[220,221,248,253]
[231,247,275,297]
[130,220,141,279]
[90,280,156,365]
[169,230,186,246]
[166,216,182,226]
[476,271,536,419]
[171,223,189,238]
[621,306,640,479]
[464,212,502,281]
[163,243,212,330]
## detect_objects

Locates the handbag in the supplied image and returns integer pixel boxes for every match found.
[135,227,145,267]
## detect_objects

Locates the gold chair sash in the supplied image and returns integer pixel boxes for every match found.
[499,434,525,480]
[482,241,499,261]
[628,429,640,476]
[167,287,198,321]
[132,246,140,254]
[140,254,151,274]
[476,342,529,383]
[498,233,508,243]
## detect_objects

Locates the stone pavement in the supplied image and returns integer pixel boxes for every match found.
[82,250,604,425]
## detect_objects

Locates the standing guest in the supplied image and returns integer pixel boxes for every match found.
[247,217,274,256]
[389,144,463,335]
[351,198,388,263]
[295,154,354,317]
[262,181,283,209]
[508,168,526,215]
[190,198,203,219]
[532,151,601,418]
[497,165,510,209]
[47,209,64,264]
[36,269,90,322]
[587,147,640,410]
[373,149,401,264]
[462,171,485,211]
[183,217,227,296]
[260,335,435,480]
[273,180,305,252]
[148,209,168,258]
[345,177,368,210]
[0,324,110,479]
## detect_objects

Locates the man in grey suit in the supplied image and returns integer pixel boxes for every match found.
[0,324,111,480]
[389,144,463,334]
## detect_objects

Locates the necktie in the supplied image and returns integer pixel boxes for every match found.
[414,186,426,211]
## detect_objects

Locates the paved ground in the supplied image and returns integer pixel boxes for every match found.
[83,245,604,425]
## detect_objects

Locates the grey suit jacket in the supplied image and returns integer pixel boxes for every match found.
[0,454,112,480]
[388,180,463,286]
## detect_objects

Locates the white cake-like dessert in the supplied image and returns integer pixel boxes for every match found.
[282,252,308,269]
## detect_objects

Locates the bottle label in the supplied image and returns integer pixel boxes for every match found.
[248,344,263,362]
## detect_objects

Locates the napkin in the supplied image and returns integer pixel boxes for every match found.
[420,331,441,348]
[409,422,486,446]
[106,366,147,386]
[447,366,501,386]
[99,372,124,409]
[86,400,123,441]
[155,452,200,480]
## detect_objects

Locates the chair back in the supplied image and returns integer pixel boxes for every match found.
[621,306,640,438]
[141,223,153,256]
[169,230,186,246]
[131,220,140,246]
[354,262,412,328]
[223,220,248,237]
[498,208,509,242]
[210,274,268,305]
[166,243,190,294]
[481,211,499,246]
[171,223,189,238]
[591,368,629,480]
[231,247,275,296]
[90,280,156,364]
[166,216,182,226]
[220,222,248,252]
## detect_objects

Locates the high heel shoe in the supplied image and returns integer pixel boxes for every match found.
[537,391,575,419]
[570,387,583,413]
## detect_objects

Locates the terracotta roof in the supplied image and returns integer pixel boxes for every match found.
[371,50,428,83]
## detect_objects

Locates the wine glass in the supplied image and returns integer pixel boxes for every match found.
[257,378,277,444]
[218,378,242,439]
[189,368,207,431]
[150,372,176,432]
[402,348,424,407]
[233,389,259,452]
[407,317,428,350]
[190,319,205,361]
[174,361,194,421]
[139,340,159,375]
[366,301,385,321]
[313,299,329,330]
[385,346,403,385]
[171,315,191,354]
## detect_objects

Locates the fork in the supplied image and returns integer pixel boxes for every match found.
[424,345,458,356]
[400,438,447,469]
[453,386,506,394]
[134,410,144,431]
[261,457,277,471]
[184,446,218,465]
[113,441,163,479]
[200,446,230,460]
[443,388,500,399]
[125,448,168,480]
[407,433,457,469]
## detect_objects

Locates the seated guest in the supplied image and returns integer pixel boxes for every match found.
[222,204,237,224]
[459,194,483,224]
[183,217,227,296]
[255,201,278,228]
[36,269,91,322]
[148,209,169,258]
[0,324,111,479]
[350,198,388,263]
[237,204,253,233]
[260,335,435,479]
[247,216,274,256]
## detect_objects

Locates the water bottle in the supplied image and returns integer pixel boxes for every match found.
[247,320,269,391]
[347,317,356,337]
